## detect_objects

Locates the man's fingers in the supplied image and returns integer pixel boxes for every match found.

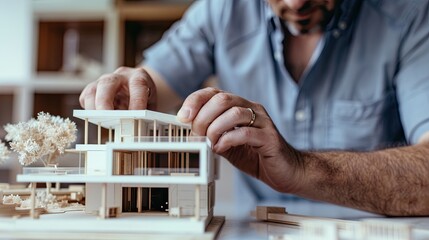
[79,83,97,110]
[128,69,153,110]
[177,87,223,123]
[79,66,157,110]
[206,106,260,145]
[191,92,247,136]
[213,127,266,153]
[94,74,125,110]
[83,94,96,110]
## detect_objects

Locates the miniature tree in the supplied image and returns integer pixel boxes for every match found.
[0,140,10,164]
[4,112,77,167]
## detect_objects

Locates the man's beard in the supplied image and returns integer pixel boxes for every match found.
[283,2,335,36]
[285,21,322,36]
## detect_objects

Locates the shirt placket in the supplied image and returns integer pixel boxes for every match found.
[270,18,311,150]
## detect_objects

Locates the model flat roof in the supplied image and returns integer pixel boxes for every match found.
[73,110,191,129]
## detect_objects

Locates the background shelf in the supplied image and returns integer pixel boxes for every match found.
[37,20,105,72]
[0,0,193,184]
[0,94,14,140]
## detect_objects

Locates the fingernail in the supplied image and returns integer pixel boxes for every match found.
[177,107,191,121]
[212,144,222,153]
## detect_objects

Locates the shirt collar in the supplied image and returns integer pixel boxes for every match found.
[264,1,277,34]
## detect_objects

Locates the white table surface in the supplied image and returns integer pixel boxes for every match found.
[1,200,429,240]
[217,201,429,240]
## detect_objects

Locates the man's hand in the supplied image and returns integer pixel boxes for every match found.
[79,67,157,110]
[177,87,305,193]
[177,87,429,216]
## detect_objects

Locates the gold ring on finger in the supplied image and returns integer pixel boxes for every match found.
[247,108,256,127]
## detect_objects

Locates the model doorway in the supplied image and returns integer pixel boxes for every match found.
[122,187,169,213]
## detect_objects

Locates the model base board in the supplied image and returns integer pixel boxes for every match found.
[0,212,225,240]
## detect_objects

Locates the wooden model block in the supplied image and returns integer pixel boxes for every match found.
[253,205,354,229]
[254,206,288,221]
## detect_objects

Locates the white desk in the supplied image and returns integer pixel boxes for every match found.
[218,201,429,239]
[1,201,429,240]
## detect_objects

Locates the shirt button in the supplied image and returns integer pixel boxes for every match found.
[295,110,306,122]
[338,21,347,30]
[332,29,341,38]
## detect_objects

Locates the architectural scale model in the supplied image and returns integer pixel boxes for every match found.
[0,110,223,239]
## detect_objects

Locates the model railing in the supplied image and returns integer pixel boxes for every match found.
[132,167,199,176]
[127,136,209,143]
[22,167,85,175]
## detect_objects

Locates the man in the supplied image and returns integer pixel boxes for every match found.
[80,0,429,216]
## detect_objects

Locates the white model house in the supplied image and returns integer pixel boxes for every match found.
[15,110,219,235]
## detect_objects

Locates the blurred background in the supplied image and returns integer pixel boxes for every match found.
[0,0,238,217]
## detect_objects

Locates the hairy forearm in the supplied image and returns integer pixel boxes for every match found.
[295,143,429,216]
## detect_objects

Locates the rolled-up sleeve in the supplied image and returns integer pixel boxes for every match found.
[395,3,429,144]
[144,0,216,98]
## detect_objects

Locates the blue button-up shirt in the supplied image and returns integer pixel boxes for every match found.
[145,0,429,204]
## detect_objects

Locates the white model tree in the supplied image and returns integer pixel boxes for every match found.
[0,140,10,164]
[4,112,77,167]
